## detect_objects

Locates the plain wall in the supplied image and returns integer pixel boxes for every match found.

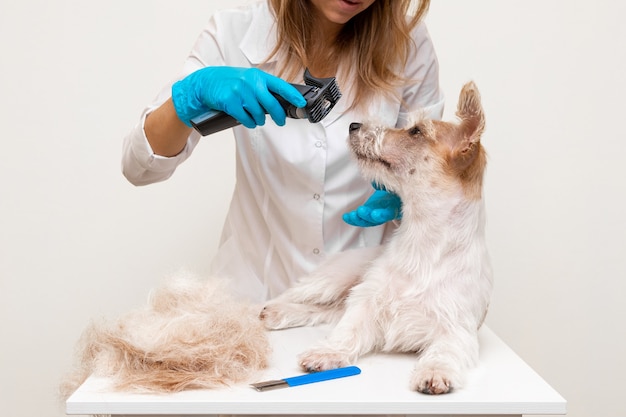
[1,1,625,416]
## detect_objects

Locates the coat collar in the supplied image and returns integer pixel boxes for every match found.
[239,2,278,65]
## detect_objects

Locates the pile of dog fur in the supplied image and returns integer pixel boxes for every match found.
[61,273,270,398]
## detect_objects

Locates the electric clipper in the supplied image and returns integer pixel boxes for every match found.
[190,68,342,136]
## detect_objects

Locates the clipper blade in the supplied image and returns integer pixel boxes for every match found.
[301,68,342,123]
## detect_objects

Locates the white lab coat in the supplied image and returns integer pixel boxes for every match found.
[122,1,444,303]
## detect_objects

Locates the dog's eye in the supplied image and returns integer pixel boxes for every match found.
[409,125,422,136]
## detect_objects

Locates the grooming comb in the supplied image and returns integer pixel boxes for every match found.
[250,366,361,392]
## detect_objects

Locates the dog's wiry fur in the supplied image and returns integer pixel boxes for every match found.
[260,82,493,395]
[60,273,270,399]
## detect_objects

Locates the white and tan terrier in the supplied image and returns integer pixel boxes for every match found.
[260,82,493,395]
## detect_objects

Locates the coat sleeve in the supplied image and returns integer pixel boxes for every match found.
[121,95,201,186]
[120,12,228,186]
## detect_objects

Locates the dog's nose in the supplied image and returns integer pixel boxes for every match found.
[349,122,362,133]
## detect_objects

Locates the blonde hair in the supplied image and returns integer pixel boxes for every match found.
[266,0,431,108]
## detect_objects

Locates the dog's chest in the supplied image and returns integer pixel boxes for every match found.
[377,297,433,352]
[355,260,450,352]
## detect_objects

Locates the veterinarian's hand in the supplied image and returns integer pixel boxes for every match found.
[343,183,403,227]
[171,66,307,128]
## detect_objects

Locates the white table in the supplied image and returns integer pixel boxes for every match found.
[66,325,566,416]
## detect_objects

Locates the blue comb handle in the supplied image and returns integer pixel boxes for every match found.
[283,366,361,387]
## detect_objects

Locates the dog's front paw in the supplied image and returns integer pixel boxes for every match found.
[259,304,291,330]
[298,348,351,372]
[410,367,455,395]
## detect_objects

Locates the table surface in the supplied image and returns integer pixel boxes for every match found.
[66,325,566,416]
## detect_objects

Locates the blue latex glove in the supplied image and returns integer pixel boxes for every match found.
[342,183,403,227]
[171,66,307,128]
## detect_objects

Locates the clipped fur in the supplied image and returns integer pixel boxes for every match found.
[260,82,493,395]
[61,273,270,398]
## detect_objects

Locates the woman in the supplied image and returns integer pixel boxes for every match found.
[122,0,443,302]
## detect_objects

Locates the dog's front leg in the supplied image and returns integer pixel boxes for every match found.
[260,300,346,330]
[297,295,380,372]
[259,269,356,330]
[260,246,381,330]
[409,327,479,395]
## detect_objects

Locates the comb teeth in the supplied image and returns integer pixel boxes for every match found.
[302,68,342,123]
[307,99,330,123]
[324,81,342,102]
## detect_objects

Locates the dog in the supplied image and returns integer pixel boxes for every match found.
[260,81,493,395]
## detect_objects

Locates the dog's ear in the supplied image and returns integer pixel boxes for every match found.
[453,82,485,172]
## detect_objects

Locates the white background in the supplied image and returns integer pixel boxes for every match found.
[1,1,625,416]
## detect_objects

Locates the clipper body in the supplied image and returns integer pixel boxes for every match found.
[190,69,342,136]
